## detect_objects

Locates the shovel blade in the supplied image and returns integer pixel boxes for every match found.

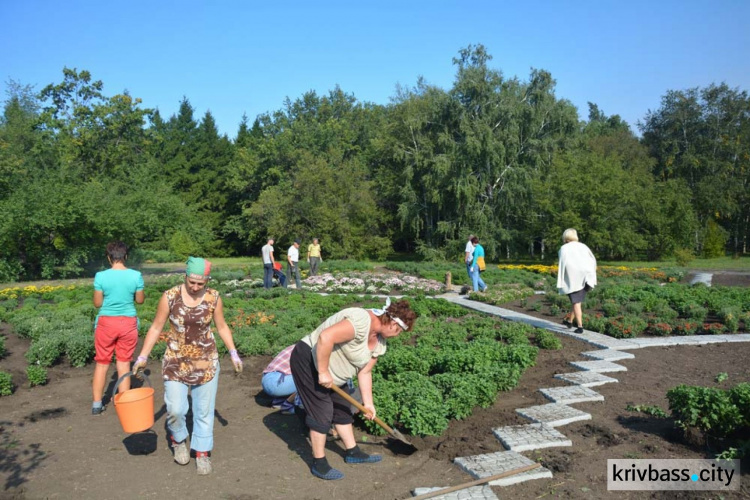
[389,428,414,447]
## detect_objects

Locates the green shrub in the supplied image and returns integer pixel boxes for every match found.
[624,302,644,315]
[0,335,6,359]
[390,372,448,436]
[25,333,66,367]
[672,319,700,336]
[601,300,621,317]
[702,219,728,258]
[673,248,694,267]
[667,384,742,438]
[680,302,708,323]
[719,307,741,333]
[586,314,608,333]
[234,332,272,357]
[534,329,562,350]
[0,371,12,396]
[651,301,679,321]
[647,321,674,336]
[433,373,497,420]
[604,315,647,338]
[26,365,48,387]
[64,331,95,367]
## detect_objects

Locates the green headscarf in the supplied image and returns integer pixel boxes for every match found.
[185,256,211,279]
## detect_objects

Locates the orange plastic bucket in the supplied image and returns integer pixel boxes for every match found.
[113,372,155,433]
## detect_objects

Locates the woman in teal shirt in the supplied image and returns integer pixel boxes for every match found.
[91,241,145,415]
[470,236,488,292]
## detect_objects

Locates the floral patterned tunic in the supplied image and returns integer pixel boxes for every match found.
[162,285,220,385]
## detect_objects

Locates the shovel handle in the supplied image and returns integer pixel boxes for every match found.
[329,383,396,435]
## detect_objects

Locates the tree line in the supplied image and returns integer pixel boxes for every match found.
[0,44,748,281]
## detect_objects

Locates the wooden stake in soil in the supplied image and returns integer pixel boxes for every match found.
[409,463,542,500]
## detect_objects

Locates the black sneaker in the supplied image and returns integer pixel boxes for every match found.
[574,327,584,334]
[91,405,105,416]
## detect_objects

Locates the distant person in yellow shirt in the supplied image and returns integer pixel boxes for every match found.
[307,238,323,276]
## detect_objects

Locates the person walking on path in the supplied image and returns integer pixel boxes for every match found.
[133,257,243,475]
[261,238,275,289]
[287,239,302,289]
[469,236,487,292]
[307,238,323,276]
[464,234,475,284]
[557,228,597,334]
[290,298,417,480]
[91,241,145,415]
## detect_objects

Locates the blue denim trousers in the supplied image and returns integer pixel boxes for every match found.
[472,267,486,292]
[261,371,297,397]
[263,263,274,289]
[164,364,220,452]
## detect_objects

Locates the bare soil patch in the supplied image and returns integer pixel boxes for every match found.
[1,323,749,499]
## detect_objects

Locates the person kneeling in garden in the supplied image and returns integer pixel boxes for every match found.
[290,298,417,480]
[133,257,243,475]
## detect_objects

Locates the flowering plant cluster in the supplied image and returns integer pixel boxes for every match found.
[496,264,682,282]
[301,272,445,295]
[0,285,75,300]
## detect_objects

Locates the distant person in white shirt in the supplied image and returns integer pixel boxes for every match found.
[557,228,597,334]
[287,239,302,289]
[262,238,275,289]
[465,234,475,283]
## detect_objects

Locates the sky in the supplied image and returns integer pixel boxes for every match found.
[1,0,748,138]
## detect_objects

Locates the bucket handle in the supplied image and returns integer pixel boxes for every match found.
[113,372,152,406]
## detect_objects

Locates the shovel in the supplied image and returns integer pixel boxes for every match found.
[329,384,415,449]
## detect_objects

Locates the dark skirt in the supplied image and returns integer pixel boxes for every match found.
[568,284,592,305]
[289,341,354,434]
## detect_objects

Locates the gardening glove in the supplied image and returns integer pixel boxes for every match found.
[132,355,147,378]
[229,349,243,373]
[469,266,475,273]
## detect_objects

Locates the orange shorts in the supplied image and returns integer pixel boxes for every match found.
[94,316,138,364]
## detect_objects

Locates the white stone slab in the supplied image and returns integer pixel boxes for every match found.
[569,360,627,373]
[516,403,592,427]
[454,450,553,486]
[492,423,572,452]
[539,385,605,404]
[412,485,497,499]
[554,371,619,387]
[581,349,635,361]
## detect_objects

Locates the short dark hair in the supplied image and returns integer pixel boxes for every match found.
[470,236,479,244]
[381,300,418,331]
[106,241,128,262]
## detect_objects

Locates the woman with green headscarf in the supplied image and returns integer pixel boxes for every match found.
[133,257,242,475]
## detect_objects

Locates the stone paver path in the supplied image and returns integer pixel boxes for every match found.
[569,360,627,372]
[539,385,605,404]
[453,451,553,486]
[554,371,618,387]
[581,349,634,361]
[516,403,591,427]
[492,423,572,452]
[411,485,497,500]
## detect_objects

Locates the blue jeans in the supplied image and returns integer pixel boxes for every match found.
[261,371,296,397]
[466,262,473,283]
[263,263,274,289]
[164,364,220,452]
[472,267,486,292]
